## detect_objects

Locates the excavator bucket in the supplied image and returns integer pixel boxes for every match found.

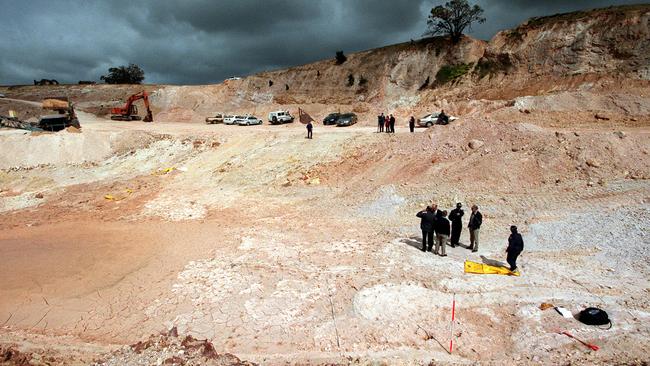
[144,111,153,122]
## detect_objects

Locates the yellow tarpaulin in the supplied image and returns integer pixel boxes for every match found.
[464,260,520,276]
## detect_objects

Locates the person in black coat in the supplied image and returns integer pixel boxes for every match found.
[468,204,482,252]
[506,225,524,271]
[416,206,436,252]
[448,202,464,247]
[435,210,450,256]
[409,116,415,133]
[378,113,385,132]
[437,110,449,125]
[389,114,396,133]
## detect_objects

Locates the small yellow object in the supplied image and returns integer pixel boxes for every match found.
[153,167,176,175]
[464,260,520,276]
[125,188,133,194]
[104,194,115,201]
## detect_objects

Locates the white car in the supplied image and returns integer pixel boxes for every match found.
[417,112,458,127]
[236,115,262,126]
[268,110,294,124]
[223,115,238,125]
[225,76,241,81]
[0,93,5,98]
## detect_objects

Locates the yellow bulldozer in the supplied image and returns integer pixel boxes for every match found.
[0,97,81,131]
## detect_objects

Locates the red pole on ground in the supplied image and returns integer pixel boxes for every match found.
[449,294,456,353]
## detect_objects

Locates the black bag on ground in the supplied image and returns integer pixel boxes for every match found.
[578,307,611,328]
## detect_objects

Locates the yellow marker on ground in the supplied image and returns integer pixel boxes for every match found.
[464,260,520,276]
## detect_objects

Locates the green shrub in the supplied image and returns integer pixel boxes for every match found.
[347,74,355,87]
[358,75,368,86]
[435,63,473,84]
[475,54,513,79]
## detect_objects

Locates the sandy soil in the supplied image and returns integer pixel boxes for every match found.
[1,97,649,365]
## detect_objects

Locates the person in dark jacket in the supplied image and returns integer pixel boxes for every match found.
[506,225,524,271]
[306,121,313,139]
[409,116,415,133]
[448,202,464,247]
[378,113,385,132]
[435,210,450,256]
[416,206,436,252]
[437,110,449,125]
[389,114,396,133]
[467,204,482,252]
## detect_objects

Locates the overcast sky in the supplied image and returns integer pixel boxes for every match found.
[0,0,642,85]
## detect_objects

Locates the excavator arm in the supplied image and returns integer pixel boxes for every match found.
[141,92,153,122]
[111,91,154,122]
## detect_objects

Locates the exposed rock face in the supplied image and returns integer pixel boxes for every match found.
[486,6,650,79]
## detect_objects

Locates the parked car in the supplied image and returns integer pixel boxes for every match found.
[225,76,241,81]
[417,112,458,127]
[223,115,238,125]
[323,113,340,125]
[336,113,357,127]
[236,115,263,126]
[268,110,294,124]
[205,113,224,124]
[0,93,5,98]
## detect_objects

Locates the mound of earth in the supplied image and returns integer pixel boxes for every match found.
[96,329,255,366]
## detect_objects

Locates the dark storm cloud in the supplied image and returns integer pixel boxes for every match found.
[0,0,642,85]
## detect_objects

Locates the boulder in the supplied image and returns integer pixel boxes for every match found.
[585,159,601,168]
[594,114,610,120]
[468,139,484,149]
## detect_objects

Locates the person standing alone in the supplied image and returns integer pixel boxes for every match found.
[448,203,464,247]
[409,116,415,133]
[416,206,436,252]
[306,120,313,139]
[435,210,450,256]
[468,204,482,252]
[506,225,524,271]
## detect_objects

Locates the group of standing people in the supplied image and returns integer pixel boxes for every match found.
[377,113,396,133]
[416,202,524,272]
[417,203,482,256]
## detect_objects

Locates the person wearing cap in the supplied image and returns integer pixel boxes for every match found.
[506,225,524,271]
[448,202,464,247]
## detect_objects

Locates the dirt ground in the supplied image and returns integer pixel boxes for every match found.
[1,96,649,366]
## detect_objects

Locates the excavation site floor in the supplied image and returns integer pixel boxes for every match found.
[1,111,649,365]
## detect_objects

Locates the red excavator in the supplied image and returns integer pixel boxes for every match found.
[110,91,154,122]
